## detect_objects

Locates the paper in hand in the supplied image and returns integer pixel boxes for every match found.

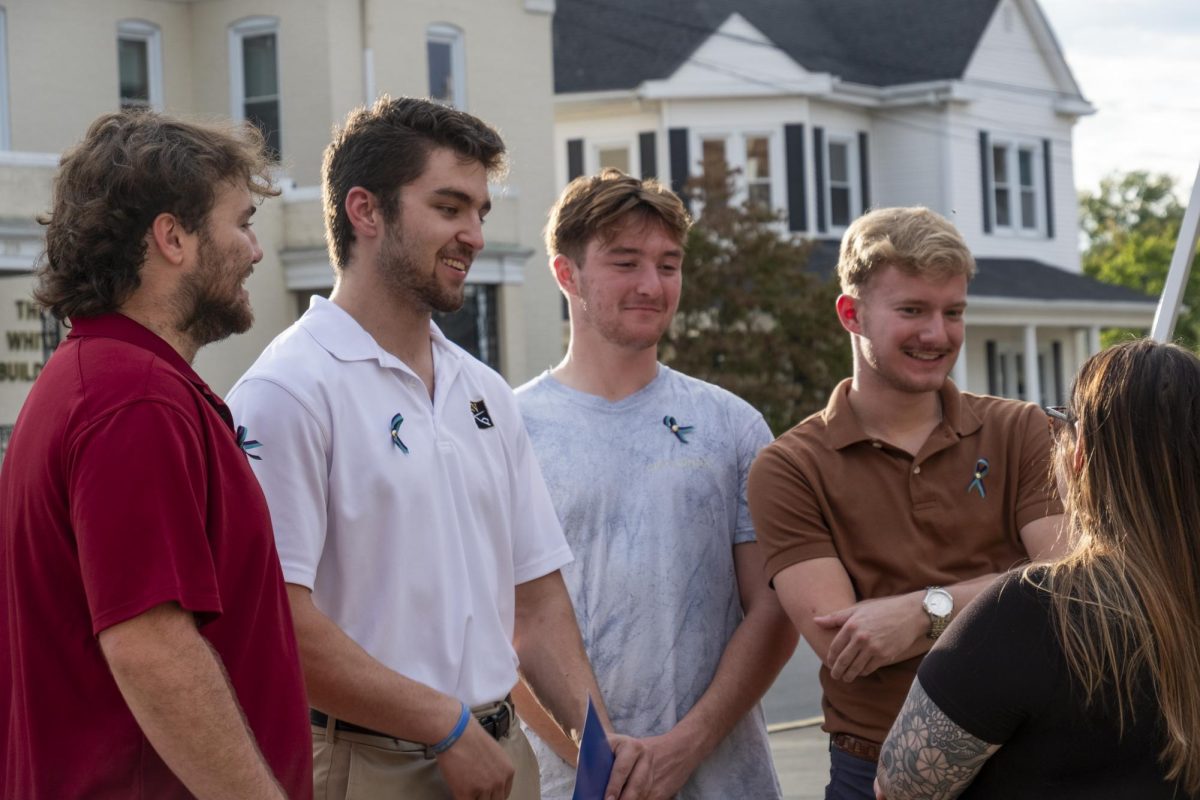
[571,695,615,800]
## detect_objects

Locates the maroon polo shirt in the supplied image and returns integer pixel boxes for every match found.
[0,314,312,799]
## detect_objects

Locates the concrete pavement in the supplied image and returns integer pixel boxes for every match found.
[769,722,829,800]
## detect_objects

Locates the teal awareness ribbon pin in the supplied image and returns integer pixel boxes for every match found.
[390,413,410,454]
[235,425,262,461]
[663,415,695,444]
[967,458,989,498]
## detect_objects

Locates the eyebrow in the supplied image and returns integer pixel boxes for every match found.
[606,245,685,259]
[433,187,492,215]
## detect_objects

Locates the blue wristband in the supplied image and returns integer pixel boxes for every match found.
[430,702,471,756]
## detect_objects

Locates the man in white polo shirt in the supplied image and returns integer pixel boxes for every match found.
[228,97,651,800]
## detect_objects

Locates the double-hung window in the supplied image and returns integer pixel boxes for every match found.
[117,20,162,110]
[427,24,465,109]
[694,131,779,211]
[826,136,857,228]
[230,17,281,159]
[984,135,1045,235]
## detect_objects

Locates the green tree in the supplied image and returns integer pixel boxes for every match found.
[662,174,851,434]
[1081,171,1199,347]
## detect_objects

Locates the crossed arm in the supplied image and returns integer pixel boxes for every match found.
[771,514,1065,682]
[515,543,797,799]
[874,679,999,800]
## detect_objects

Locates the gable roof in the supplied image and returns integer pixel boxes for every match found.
[554,0,1004,94]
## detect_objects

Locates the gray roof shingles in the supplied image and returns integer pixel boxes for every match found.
[554,0,1003,94]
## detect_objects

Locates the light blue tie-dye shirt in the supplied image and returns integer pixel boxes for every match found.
[516,365,781,800]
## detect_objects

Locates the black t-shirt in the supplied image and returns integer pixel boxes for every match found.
[919,569,1187,799]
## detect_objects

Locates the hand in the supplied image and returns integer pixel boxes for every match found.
[639,729,701,799]
[875,776,887,799]
[604,733,654,800]
[814,594,924,681]
[435,719,515,800]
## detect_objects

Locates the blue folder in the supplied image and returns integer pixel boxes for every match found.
[571,696,615,800]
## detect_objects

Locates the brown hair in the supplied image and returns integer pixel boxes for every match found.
[322,95,507,270]
[836,206,975,295]
[1037,339,1200,792]
[545,168,692,265]
[34,109,277,321]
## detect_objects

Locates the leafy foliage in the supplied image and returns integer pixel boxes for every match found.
[1081,171,1198,347]
[661,174,851,434]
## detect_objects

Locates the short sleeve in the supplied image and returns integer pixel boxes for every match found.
[227,378,330,589]
[734,410,775,545]
[1013,403,1065,530]
[918,572,1057,744]
[747,443,839,581]
[508,417,573,585]
[69,401,221,635]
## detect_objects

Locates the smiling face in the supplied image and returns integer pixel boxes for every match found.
[840,264,967,395]
[376,147,490,313]
[175,180,263,347]
[562,216,684,351]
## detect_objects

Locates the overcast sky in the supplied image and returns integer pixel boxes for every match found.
[1038,0,1199,200]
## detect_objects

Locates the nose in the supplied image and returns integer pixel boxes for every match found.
[458,216,485,253]
[249,228,264,264]
[634,264,663,297]
[920,314,950,345]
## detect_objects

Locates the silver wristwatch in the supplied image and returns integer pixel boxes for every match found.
[922,586,953,640]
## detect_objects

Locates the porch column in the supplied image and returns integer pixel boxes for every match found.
[952,330,968,389]
[1023,324,1041,405]
[1088,326,1102,356]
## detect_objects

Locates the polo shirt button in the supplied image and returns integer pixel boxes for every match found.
[871,441,882,448]
[913,466,921,474]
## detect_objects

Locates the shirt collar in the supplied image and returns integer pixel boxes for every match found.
[66,313,234,428]
[300,295,463,369]
[823,377,982,450]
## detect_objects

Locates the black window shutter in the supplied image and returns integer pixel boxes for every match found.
[668,128,690,204]
[986,340,998,395]
[639,132,657,180]
[1043,138,1055,239]
[567,139,584,181]
[784,124,807,232]
[858,131,871,213]
[979,131,992,234]
[814,127,827,234]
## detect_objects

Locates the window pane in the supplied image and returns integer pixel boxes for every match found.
[746,136,770,180]
[434,284,500,371]
[245,99,280,159]
[831,186,851,227]
[1021,189,1036,229]
[701,139,726,174]
[242,33,278,99]
[427,39,453,104]
[1018,148,1034,187]
[829,142,848,182]
[995,188,1011,227]
[992,146,1008,185]
[119,38,149,106]
[598,147,630,173]
[748,183,771,208]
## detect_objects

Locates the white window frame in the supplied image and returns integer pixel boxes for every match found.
[824,132,860,234]
[988,136,1043,237]
[588,138,637,176]
[0,7,10,149]
[117,19,163,110]
[426,23,466,110]
[690,128,783,213]
[229,17,281,150]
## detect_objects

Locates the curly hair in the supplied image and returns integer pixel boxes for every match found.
[836,206,975,296]
[544,168,692,266]
[34,110,277,321]
[322,95,507,270]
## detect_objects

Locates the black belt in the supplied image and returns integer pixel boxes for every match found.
[310,695,513,743]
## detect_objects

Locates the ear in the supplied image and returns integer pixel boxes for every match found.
[551,253,580,298]
[1072,432,1086,474]
[835,293,862,335]
[345,186,384,240]
[148,212,192,267]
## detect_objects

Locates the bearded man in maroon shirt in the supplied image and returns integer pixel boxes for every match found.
[0,110,312,800]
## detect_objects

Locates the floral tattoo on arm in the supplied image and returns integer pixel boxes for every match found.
[876,679,1000,800]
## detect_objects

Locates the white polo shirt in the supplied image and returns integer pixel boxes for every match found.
[227,297,571,706]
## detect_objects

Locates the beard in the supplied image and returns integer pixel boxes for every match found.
[377,218,467,314]
[174,229,254,349]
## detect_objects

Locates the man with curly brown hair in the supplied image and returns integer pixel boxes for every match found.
[0,110,312,800]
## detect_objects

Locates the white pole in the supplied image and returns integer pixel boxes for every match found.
[1151,162,1200,342]
[1023,325,1041,404]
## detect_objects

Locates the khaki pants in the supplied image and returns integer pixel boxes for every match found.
[312,700,542,800]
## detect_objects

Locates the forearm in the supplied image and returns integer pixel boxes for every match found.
[287,585,463,743]
[100,604,284,800]
[512,681,580,766]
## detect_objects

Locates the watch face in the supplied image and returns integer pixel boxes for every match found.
[925,590,953,617]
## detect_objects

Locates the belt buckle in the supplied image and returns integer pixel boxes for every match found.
[477,703,511,740]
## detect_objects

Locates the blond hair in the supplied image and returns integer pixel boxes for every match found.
[1035,340,1200,793]
[544,168,692,265]
[836,206,975,295]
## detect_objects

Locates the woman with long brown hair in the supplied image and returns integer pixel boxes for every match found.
[875,339,1200,799]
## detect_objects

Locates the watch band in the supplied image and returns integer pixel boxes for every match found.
[928,612,950,640]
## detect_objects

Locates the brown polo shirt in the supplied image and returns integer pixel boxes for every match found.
[748,378,1061,743]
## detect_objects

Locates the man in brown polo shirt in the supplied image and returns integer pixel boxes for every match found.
[747,206,1064,800]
